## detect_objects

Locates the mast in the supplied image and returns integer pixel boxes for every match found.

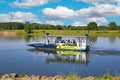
[45,33,49,44]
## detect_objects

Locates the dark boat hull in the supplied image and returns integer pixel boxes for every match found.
[28,43,90,51]
[28,43,56,49]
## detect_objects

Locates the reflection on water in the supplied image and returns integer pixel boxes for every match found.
[92,37,120,51]
[28,49,89,65]
[0,35,120,77]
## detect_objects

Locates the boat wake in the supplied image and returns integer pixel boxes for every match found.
[90,46,120,55]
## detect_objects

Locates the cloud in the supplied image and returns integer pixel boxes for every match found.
[87,17,107,25]
[76,0,120,4]
[46,20,64,26]
[72,21,87,26]
[0,14,11,22]
[43,4,120,19]
[12,0,49,8]
[72,18,107,26]
[0,11,40,23]
[87,17,107,22]
[76,3,120,18]
[42,4,120,25]
[42,6,76,20]
[76,3,120,24]
[11,0,60,8]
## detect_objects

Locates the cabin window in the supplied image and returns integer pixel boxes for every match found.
[56,37,62,42]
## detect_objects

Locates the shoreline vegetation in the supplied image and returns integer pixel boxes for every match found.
[0,30,120,37]
[0,73,120,80]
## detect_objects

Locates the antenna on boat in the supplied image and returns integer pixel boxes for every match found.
[45,33,49,36]
[45,33,49,44]
[85,34,89,37]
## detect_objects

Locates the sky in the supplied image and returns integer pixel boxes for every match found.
[0,0,120,26]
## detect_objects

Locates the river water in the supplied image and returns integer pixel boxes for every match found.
[0,35,120,77]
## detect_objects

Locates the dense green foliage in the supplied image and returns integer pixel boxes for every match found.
[108,22,117,30]
[87,22,97,30]
[0,22,120,31]
[24,22,33,33]
[0,22,24,30]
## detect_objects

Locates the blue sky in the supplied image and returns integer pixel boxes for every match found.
[0,0,120,26]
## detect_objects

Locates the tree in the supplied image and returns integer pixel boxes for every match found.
[0,22,24,30]
[87,22,97,30]
[108,22,117,30]
[24,22,33,33]
[56,25,63,30]
[67,25,72,30]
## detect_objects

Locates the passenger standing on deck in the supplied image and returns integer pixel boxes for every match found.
[73,39,77,46]
[65,40,68,46]
[68,39,71,46]
[48,39,50,44]
[55,38,58,45]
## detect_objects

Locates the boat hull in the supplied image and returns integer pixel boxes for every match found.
[28,43,90,51]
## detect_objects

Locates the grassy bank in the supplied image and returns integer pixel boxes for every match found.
[32,30,120,36]
[0,73,120,80]
[1,30,120,37]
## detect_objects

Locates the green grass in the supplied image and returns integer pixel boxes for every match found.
[66,73,120,80]
[102,73,113,80]
[18,74,26,78]
[67,74,81,80]
[30,30,120,36]
[4,30,120,37]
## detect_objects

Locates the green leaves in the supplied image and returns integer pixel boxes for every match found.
[87,22,97,30]
[108,22,117,30]
[24,22,33,34]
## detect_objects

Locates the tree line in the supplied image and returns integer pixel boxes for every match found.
[0,22,24,30]
[0,22,120,32]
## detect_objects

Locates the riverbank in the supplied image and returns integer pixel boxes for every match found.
[1,30,120,37]
[0,30,16,36]
[0,73,120,80]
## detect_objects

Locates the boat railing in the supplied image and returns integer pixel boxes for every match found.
[56,40,78,46]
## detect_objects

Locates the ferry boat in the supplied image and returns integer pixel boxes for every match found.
[28,33,90,51]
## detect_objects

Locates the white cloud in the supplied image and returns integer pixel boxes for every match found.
[76,3,120,24]
[42,4,120,20]
[46,20,64,26]
[72,21,87,26]
[87,17,107,22]
[12,0,49,8]
[0,11,40,23]
[42,3,120,25]
[0,14,11,22]
[76,0,120,4]
[87,17,107,25]
[42,6,76,20]
[76,3,120,18]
